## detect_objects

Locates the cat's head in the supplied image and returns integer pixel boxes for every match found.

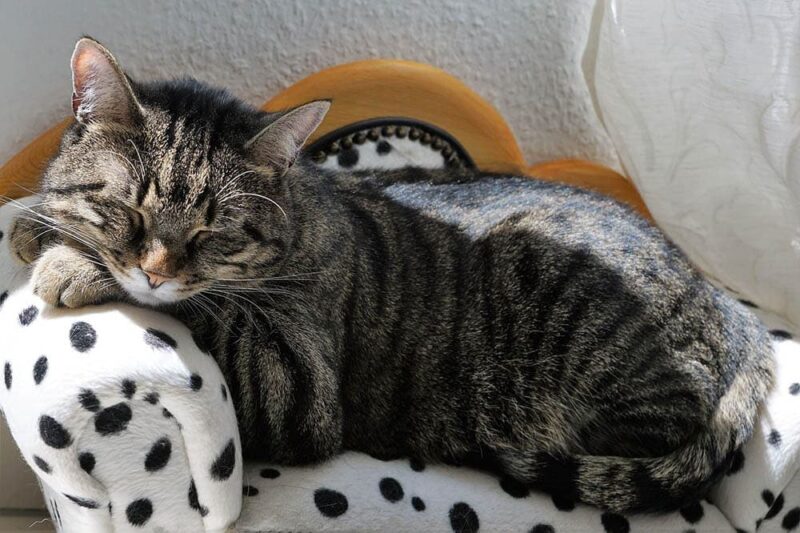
[40,37,329,306]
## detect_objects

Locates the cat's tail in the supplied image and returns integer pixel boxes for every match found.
[498,347,774,514]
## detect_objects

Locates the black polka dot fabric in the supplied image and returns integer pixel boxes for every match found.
[600,512,630,533]
[125,498,153,526]
[337,148,359,168]
[65,494,99,509]
[69,321,97,352]
[679,501,704,524]
[33,454,51,474]
[765,492,785,520]
[314,488,348,518]
[78,389,101,412]
[449,502,479,533]
[379,477,404,502]
[376,140,393,155]
[0,200,243,533]
[121,379,137,399]
[188,479,209,517]
[771,329,793,340]
[411,495,426,511]
[144,328,177,350]
[309,121,470,174]
[94,402,132,436]
[79,452,95,474]
[727,449,745,475]
[33,356,47,384]
[39,415,72,449]
[144,437,171,472]
[19,305,38,326]
[260,467,280,479]
[210,439,236,481]
[784,507,800,530]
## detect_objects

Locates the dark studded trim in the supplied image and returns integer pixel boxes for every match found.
[305,117,475,169]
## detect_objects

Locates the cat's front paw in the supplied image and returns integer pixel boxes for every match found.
[9,216,48,264]
[32,245,121,308]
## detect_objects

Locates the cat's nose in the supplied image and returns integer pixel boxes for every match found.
[142,269,174,290]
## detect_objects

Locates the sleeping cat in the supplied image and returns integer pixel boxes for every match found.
[10,37,774,513]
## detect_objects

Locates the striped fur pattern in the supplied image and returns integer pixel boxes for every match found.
[11,41,774,513]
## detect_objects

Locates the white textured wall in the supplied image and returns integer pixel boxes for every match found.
[0,0,618,169]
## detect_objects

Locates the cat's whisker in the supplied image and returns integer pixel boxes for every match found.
[214,285,296,298]
[4,197,59,210]
[4,197,75,230]
[87,276,117,292]
[11,184,40,195]
[75,250,109,269]
[220,192,288,221]
[21,227,58,250]
[216,170,256,198]
[127,139,147,181]
[205,288,275,325]
[29,219,102,254]
[194,292,227,318]
[213,281,298,290]
[204,291,263,329]
[215,271,324,283]
[210,281,314,309]
[13,213,102,253]
[94,149,143,182]
[191,294,231,334]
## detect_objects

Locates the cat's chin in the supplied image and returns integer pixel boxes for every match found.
[125,288,182,307]
[115,268,186,306]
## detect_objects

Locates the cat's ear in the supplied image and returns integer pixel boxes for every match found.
[71,37,142,126]
[246,101,330,174]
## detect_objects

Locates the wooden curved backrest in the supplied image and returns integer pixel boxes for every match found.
[0,59,650,218]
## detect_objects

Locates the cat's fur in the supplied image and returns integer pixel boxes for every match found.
[11,38,774,513]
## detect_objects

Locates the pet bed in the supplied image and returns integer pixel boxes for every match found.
[0,60,795,533]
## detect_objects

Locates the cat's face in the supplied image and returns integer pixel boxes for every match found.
[39,38,328,306]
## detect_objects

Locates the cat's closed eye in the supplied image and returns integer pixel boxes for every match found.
[127,208,144,228]
[125,206,146,242]
[188,229,213,250]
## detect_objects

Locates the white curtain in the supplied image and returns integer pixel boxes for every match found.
[595,0,800,327]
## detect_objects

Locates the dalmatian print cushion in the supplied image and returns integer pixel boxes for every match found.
[307,119,474,172]
[3,121,800,532]
[0,198,242,533]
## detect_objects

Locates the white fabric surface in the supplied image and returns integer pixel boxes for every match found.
[594,0,800,330]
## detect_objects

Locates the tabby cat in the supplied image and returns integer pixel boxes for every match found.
[10,38,774,513]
